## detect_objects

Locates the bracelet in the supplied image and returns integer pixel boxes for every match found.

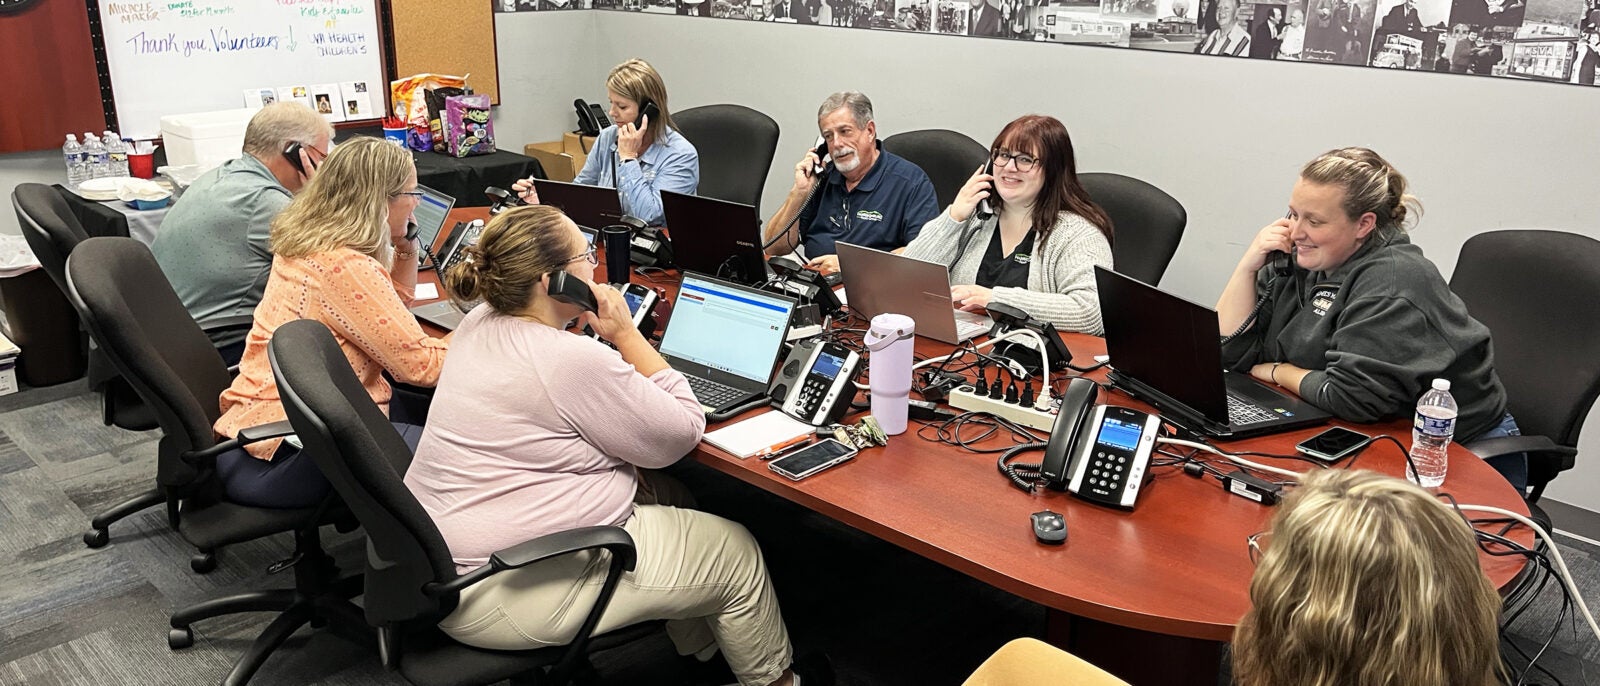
[394,248,418,258]
[1270,362,1282,386]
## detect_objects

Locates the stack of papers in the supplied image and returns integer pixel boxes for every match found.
[703,410,815,459]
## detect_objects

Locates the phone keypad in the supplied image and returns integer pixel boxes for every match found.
[799,377,828,412]
[1087,452,1129,491]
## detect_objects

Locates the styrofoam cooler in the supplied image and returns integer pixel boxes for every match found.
[865,313,916,435]
[159,109,256,172]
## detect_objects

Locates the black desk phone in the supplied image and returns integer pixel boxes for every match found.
[434,220,484,277]
[1064,404,1161,509]
[778,340,863,426]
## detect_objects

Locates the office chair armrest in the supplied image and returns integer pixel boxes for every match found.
[199,314,256,334]
[1464,434,1578,461]
[187,420,298,462]
[428,526,638,596]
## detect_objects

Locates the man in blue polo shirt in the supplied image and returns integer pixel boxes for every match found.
[764,91,938,274]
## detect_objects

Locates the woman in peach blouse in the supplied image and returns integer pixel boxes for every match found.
[214,137,450,509]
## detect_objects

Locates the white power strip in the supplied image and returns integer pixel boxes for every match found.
[948,384,1058,432]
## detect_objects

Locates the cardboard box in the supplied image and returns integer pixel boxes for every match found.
[524,132,597,183]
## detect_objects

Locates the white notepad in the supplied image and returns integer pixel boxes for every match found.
[703,410,815,459]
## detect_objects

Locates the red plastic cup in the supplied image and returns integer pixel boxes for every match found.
[129,153,155,179]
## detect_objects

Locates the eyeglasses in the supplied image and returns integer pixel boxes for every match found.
[394,190,425,199]
[565,244,598,266]
[992,149,1040,173]
[1246,530,1272,565]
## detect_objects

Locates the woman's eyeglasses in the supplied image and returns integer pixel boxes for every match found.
[394,190,425,199]
[1246,530,1272,565]
[991,149,1039,173]
[565,244,598,266]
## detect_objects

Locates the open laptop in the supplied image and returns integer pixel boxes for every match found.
[533,179,626,230]
[659,272,797,421]
[835,242,992,344]
[410,229,600,333]
[660,191,768,285]
[411,184,455,264]
[1095,266,1330,439]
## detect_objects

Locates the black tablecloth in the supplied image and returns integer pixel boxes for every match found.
[334,127,546,207]
[55,185,132,240]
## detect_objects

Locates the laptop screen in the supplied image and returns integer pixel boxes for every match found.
[1095,266,1230,421]
[660,274,795,384]
[412,184,455,252]
[660,191,767,283]
[534,179,625,230]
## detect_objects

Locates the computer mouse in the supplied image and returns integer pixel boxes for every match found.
[1031,510,1066,545]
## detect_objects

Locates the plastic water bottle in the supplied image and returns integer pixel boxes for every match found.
[82,134,109,179]
[102,130,128,177]
[1408,378,1457,488]
[62,134,86,188]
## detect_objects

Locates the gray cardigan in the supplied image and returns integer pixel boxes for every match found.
[902,209,1113,334]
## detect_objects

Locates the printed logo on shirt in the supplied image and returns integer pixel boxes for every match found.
[855,210,884,222]
[1013,252,1032,265]
[1310,284,1338,317]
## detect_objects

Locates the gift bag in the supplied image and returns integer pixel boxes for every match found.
[444,94,495,158]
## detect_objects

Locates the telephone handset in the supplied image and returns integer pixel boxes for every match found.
[547,271,599,313]
[638,99,661,126]
[810,138,831,176]
[1063,403,1161,510]
[974,158,996,221]
[574,99,611,137]
[1268,249,1295,277]
[1039,378,1099,489]
[779,340,863,426]
[283,142,308,176]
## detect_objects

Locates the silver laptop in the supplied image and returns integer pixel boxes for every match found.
[411,300,467,331]
[835,242,991,344]
[659,272,798,421]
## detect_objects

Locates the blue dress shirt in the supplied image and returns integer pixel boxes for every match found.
[574,125,700,226]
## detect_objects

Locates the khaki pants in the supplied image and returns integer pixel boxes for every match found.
[439,472,793,686]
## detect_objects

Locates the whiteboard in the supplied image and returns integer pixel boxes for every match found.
[97,0,387,139]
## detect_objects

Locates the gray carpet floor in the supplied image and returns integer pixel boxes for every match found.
[1,380,1597,685]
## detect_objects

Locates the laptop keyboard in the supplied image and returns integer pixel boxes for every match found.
[956,318,990,340]
[1226,394,1278,426]
[686,375,745,410]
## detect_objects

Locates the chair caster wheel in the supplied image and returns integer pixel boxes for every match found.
[84,529,109,549]
[190,552,216,574]
[168,627,194,650]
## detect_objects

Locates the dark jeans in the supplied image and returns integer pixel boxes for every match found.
[216,422,424,509]
[216,340,246,368]
[1477,412,1528,495]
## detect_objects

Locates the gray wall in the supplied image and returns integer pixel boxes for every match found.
[494,10,1600,518]
[0,151,66,236]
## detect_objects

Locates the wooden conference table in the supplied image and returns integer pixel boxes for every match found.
[418,208,1531,684]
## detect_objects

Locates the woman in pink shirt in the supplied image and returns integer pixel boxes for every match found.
[405,205,826,686]
[214,137,449,509]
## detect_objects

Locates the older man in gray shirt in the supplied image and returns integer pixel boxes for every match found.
[151,102,332,363]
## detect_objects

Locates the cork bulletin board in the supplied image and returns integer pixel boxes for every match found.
[392,0,502,104]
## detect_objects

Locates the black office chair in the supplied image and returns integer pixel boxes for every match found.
[15,184,257,548]
[882,129,989,210]
[270,318,662,686]
[66,237,366,684]
[1450,230,1600,514]
[1079,173,1187,286]
[674,104,781,209]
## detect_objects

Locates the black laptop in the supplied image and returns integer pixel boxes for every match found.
[1095,266,1330,439]
[660,191,768,285]
[658,272,797,421]
[533,179,627,230]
